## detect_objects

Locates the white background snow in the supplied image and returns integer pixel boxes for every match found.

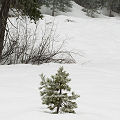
[0,2,120,120]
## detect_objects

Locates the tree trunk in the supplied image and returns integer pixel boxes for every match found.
[109,9,112,17]
[52,0,55,16]
[108,0,114,17]
[52,9,55,16]
[0,0,11,62]
[56,87,62,114]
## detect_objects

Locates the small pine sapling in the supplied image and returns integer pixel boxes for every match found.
[39,66,80,114]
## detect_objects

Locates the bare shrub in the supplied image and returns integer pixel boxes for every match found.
[1,18,76,65]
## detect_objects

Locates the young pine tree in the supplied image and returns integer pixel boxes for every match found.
[39,67,79,114]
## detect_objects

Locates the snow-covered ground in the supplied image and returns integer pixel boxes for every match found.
[1,2,120,120]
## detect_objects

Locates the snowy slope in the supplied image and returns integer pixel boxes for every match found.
[32,15,120,69]
[40,1,90,18]
[59,2,90,18]
[40,1,107,18]
[1,2,120,120]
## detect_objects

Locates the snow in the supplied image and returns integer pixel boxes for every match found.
[1,2,120,120]
[40,1,89,18]
[1,63,120,120]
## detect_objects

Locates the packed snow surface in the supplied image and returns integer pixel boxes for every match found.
[1,2,120,120]
[0,62,120,120]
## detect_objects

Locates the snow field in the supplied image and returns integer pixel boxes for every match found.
[1,2,120,120]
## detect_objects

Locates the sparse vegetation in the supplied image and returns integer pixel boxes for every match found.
[1,19,76,65]
[39,66,80,114]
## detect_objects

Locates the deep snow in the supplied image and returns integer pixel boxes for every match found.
[0,63,120,120]
[1,2,120,120]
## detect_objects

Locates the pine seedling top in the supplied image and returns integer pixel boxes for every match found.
[39,66,80,114]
